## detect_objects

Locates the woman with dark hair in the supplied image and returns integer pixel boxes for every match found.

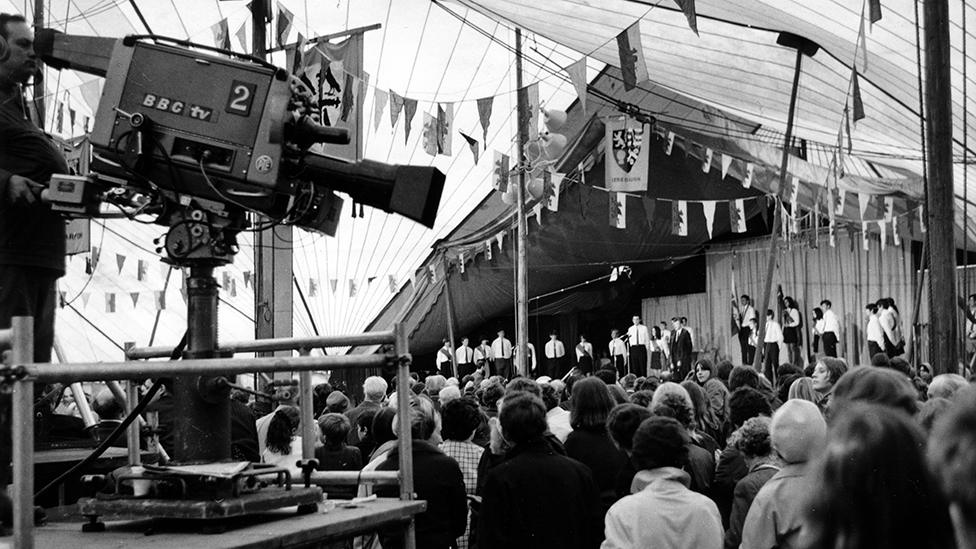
[782,296,802,367]
[261,406,302,474]
[367,407,397,463]
[648,325,665,371]
[803,403,954,549]
[811,307,824,358]
[681,380,723,451]
[810,357,848,413]
[695,359,730,444]
[565,377,628,515]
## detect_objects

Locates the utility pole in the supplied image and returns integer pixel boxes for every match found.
[752,33,819,376]
[923,0,958,374]
[33,0,44,124]
[514,28,529,377]
[250,0,295,373]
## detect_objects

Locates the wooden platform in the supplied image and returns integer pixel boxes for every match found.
[13,498,426,549]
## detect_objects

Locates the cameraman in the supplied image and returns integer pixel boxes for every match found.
[1,12,69,525]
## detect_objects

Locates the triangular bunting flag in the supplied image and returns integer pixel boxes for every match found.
[137,259,147,281]
[275,2,294,47]
[878,220,887,250]
[309,278,318,298]
[330,279,338,293]
[672,0,699,35]
[919,205,927,233]
[235,22,247,51]
[533,203,543,226]
[437,103,453,156]
[477,96,493,146]
[58,291,66,309]
[742,163,754,188]
[211,18,230,50]
[702,201,716,238]
[730,199,746,233]
[834,188,847,216]
[81,292,91,308]
[858,10,869,73]
[545,171,562,212]
[485,240,493,261]
[456,254,465,275]
[883,196,894,221]
[130,292,140,308]
[517,83,539,142]
[388,275,397,293]
[230,279,237,297]
[639,198,655,229]
[616,21,649,91]
[858,193,871,220]
[389,91,405,129]
[493,152,510,192]
[91,246,100,268]
[460,131,480,164]
[565,58,587,113]
[105,293,116,313]
[222,272,231,289]
[373,89,388,132]
[243,270,251,288]
[702,147,713,173]
[869,0,882,24]
[403,98,418,144]
[154,291,166,311]
[892,217,901,246]
[180,285,188,304]
[349,279,358,297]
[428,264,437,282]
[862,222,870,251]
[610,267,619,283]
[665,131,675,155]
[672,200,688,236]
[56,102,64,133]
[852,70,865,122]
[368,276,377,287]
[116,253,126,275]
[829,215,836,247]
[721,154,733,180]
[422,112,438,156]
[496,232,505,250]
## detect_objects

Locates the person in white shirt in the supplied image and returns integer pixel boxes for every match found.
[436,338,455,377]
[819,299,841,357]
[474,337,494,376]
[734,295,758,365]
[455,337,475,378]
[608,329,628,375]
[762,310,783,382]
[491,329,514,379]
[627,316,651,376]
[878,298,904,358]
[967,294,976,367]
[865,302,885,358]
[513,342,537,375]
[575,334,595,375]
[544,331,567,379]
[658,322,672,365]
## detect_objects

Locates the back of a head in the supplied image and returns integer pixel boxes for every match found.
[770,399,826,464]
[363,376,388,401]
[716,360,734,383]
[651,382,693,412]
[917,397,953,434]
[788,377,819,403]
[571,377,615,431]
[631,416,689,471]
[831,367,919,417]
[439,385,462,405]
[621,373,638,391]
[729,386,773,428]
[870,352,891,368]
[93,388,124,420]
[607,403,653,451]
[499,392,548,445]
[679,380,707,426]
[608,383,630,405]
[806,402,954,549]
[425,375,448,394]
[928,391,976,547]
[326,390,350,413]
[267,406,300,454]
[371,407,397,445]
[733,416,773,460]
[506,377,542,398]
[440,397,482,442]
[629,390,654,408]
[393,395,439,441]
[594,369,618,386]
[729,365,760,391]
[927,373,969,400]
[481,382,505,409]
[651,391,695,430]
[317,413,351,446]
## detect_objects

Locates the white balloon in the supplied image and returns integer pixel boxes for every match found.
[500,189,516,205]
[543,109,568,131]
[541,133,568,159]
[527,177,545,200]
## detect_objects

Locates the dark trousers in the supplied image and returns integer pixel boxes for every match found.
[738,328,755,365]
[495,357,512,380]
[0,265,59,490]
[822,332,838,357]
[628,346,647,378]
[762,342,779,381]
[457,362,476,379]
[868,341,884,359]
[544,356,564,378]
[611,355,626,377]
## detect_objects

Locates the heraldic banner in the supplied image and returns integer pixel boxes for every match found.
[605,116,650,193]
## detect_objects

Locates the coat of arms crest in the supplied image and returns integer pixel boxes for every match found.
[611,127,644,173]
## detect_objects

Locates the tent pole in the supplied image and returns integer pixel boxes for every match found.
[515,28,529,377]
[752,34,818,374]
[923,0,959,375]
[443,256,459,378]
[32,0,44,125]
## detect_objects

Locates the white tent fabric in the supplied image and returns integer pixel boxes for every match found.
[456,0,976,244]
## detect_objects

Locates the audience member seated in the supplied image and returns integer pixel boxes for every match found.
[602,416,723,549]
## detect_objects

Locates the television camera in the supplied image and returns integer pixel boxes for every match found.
[35,30,445,267]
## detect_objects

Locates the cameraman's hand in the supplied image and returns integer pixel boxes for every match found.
[5,175,43,205]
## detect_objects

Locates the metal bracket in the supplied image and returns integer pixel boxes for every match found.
[0,364,29,387]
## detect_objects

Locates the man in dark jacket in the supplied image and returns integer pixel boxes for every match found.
[670,317,694,380]
[375,395,466,549]
[478,392,602,549]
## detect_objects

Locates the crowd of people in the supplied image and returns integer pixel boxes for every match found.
[227,349,976,549]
